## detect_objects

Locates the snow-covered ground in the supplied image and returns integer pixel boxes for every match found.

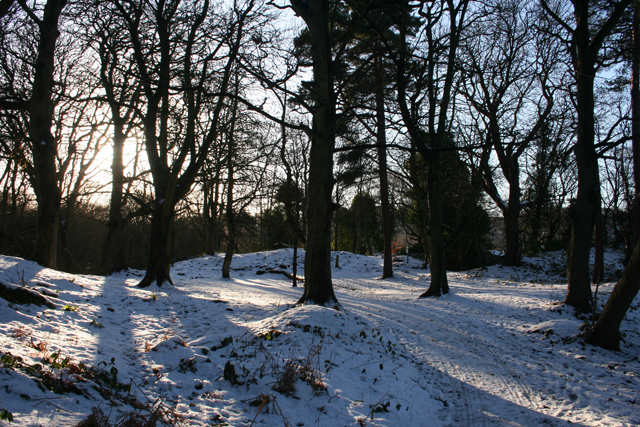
[0,249,638,426]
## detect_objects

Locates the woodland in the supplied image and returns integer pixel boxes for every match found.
[0,0,639,353]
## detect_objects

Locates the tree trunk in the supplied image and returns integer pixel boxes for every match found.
[59,196,77,272]
[409,150,430,269]
[222,157,235,279]
[138,195,174,288]
[292,242,298,288]
[291,0,339,307]
[29,0,67,269]
[222,76,239,279]
[529,194,545,254]
[593,199,605,284]
[633,0,640,249]
[420,148,449,297]
[300,117,338,304]
[101,121,128,274]
[203,178,221,256]
[0,0,15,19]
[586,0,640,350]
[586,238,640,350]
[375,55,393,279]
[504,171,522,266]
[565,0,599,312]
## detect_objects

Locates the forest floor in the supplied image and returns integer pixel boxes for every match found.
[0,248,638,426]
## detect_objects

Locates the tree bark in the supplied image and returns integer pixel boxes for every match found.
[222,131,236,279]
[504,164,522,266]
[586,238,640,350]
[586,0,640,350]
[593,197,604,284]
[28,0,68,269]
[292,241,298,288]
[375,55,393,279]
[203,178,221,256]
[542,0,631,312]
[565,0,600,312]
[290,0,339,306]
[101,119,128,274]
[633,0,640,249]
[421,147,449,296]
[138,192,175,288]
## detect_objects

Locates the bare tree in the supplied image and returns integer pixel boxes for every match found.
[542,0,631,312]
[111,0,256,287]
[0,0,68,268]
[286,0,342,305]
[586,0,640,350]
[87,5,145,274]
[459,0,556,266]
[393,0,470,296]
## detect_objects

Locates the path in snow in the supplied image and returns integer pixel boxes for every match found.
[333,260,627,427]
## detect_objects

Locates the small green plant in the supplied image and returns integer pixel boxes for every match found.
[0,408,13,422]
[290,322,324,337]
[1,352,22,369]
[212,336,233,351]
[258,329,281,341]
[96,357,131,393]
[90,319,104,329]
[178,357,197,373]
[63,305,78,312]
[151,291,158,301]
[372,401,390,413]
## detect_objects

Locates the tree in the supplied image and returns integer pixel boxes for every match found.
[89,6,145,275]
[288,0,343,306]
[520,112,574,255]
[459,0,555,266]
[350,191,383,254]
[542,0,632,312]
[0,0,68,268]
[111,0,255,287]
[222,76,241,279]
[393,0,470,296]
[585,0,640,351]
[338,4,397,278]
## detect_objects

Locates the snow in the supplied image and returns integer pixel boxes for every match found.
[0,249,638,426]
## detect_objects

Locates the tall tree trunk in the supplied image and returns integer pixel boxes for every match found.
[222,148,235,279]
[586,238,640,350]
[375,55,393,279]
[633,0,640,249]
[529,188,546,254]
[291,0,339,306]
[565,2,599,312]
[593,197,605,284]
[222,76,239,279]
[292,240,298,287]
[421,147,449,296]
[203,178,221,256]
[585,0,640,350]
[101,121,128,274]
[29,0,67,269]
[138,191,175,288]
[409,150,430,268]
[504,165,522,266]
[59,195,77,272]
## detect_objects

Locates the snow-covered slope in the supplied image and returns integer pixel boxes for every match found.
[0,249,638,426]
